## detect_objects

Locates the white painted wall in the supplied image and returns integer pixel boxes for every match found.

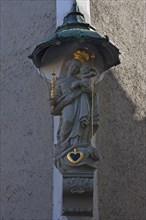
[53,2,73,220]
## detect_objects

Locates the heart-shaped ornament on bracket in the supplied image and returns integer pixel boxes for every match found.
[67,148,84,164]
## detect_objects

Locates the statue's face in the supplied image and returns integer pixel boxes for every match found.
[68,60,80,76]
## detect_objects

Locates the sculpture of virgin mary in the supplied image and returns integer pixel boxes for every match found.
[51,59,100,149]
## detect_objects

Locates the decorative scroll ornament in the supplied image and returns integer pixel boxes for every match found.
[67,148,84,164]
[66,177,92,194]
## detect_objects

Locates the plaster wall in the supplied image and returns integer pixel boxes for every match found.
[1,1,56,220]
[91,0,146,220]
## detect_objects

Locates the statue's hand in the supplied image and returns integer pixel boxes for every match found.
[49,98,56,106]
[71,81,81,89]
[83,70,96,78]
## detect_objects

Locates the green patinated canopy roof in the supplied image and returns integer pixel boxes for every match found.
[29,1,120,72]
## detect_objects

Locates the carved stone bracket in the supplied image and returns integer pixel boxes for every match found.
[62,172,94,217]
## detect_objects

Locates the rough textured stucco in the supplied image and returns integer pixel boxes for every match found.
[90,0,146,220]
[1,1,56,220]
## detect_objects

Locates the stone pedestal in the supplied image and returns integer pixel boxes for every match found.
[54,144,100,219]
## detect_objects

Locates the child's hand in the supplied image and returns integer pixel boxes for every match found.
[82,69,96,78]
[71,81,80,89]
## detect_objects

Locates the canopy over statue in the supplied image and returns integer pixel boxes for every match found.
[29,0,120,73]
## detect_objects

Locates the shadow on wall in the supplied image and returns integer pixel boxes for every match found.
[96,70,146,220]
